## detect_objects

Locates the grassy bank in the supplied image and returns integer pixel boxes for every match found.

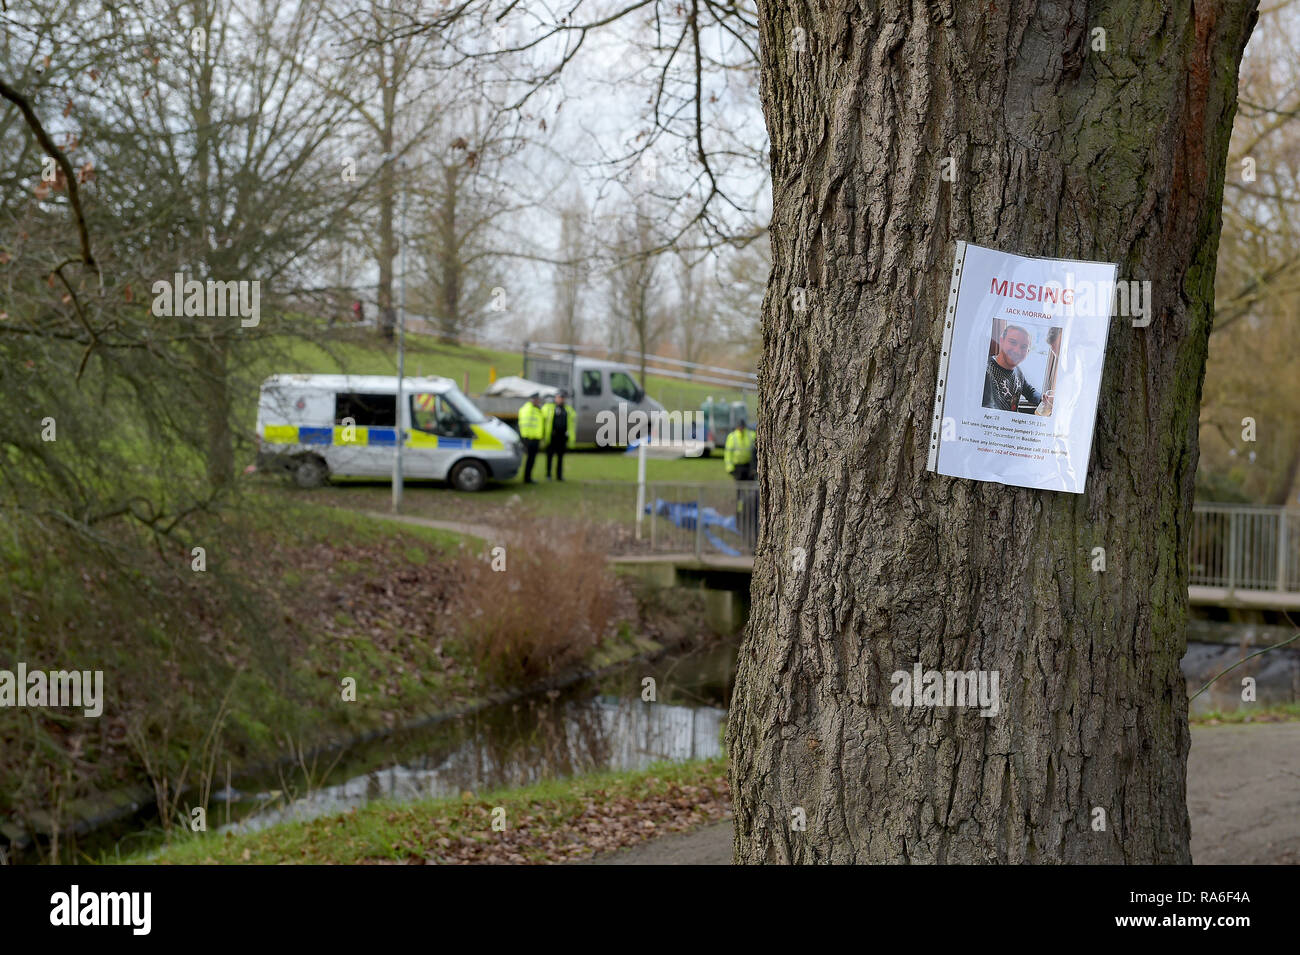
[1,495,712,862]
[131,757,729,865]
[274,469,732,545]
[1189,702,1300,724]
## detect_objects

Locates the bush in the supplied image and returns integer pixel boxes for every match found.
[455,519,625,685]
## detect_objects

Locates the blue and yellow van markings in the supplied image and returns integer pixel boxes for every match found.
[469,424,505,451]
[262,424,507,453]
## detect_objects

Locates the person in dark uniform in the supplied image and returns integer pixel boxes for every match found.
[541,390,576,481]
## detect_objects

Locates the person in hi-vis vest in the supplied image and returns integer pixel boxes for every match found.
[517,393,544,483]
[724,419,756,480]
[541,390,577,481]
[724,418,757,548]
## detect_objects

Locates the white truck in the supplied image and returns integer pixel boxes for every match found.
[474,346,667,445]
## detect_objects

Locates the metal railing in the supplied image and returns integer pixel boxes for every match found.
[1190,503,1300,592]
[645,481,758,559]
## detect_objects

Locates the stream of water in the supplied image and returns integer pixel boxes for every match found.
[211,641,737,837]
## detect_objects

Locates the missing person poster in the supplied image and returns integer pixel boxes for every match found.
[926,241,1118,494]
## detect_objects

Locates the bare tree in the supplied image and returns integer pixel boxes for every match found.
[673,247,710,366]
[550,193,589,345]
[409,104,526,342]
[401,1,769,253]
[606,195,670,387]
[710,234,768,366]
[3,0,358,492]
[329,0,450,341]
[1199,4,1300,503]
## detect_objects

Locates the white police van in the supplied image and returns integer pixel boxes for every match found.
[255,374,522,491]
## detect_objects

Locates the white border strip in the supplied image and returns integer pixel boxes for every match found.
[927,240,967,472]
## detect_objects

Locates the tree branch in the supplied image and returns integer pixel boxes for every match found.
[0,74,97,271]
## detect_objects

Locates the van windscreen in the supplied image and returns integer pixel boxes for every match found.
[443,388,488,424]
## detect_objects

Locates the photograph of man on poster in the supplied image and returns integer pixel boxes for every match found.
[982,321,1061,416]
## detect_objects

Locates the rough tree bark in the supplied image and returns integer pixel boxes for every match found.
[728,1,1257,863]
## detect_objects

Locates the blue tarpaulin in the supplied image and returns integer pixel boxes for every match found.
[646,498,744,556]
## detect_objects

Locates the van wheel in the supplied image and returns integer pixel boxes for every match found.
[294,455,329,489]
[449,459,488,492]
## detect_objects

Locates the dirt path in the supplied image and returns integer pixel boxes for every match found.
[586,722,1300,865]
[1186,721,1300,864]
[359,511,500,542]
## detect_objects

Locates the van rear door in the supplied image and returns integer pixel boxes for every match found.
[259,383,332,443]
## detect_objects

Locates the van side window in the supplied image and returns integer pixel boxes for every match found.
[582,370,602,396]
[610,371,639,401]
[410,395,470,438]
[335,393,396,427]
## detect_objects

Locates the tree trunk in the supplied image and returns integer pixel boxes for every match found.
[200,337,233,490]
[378,76,397,343]
[728,1,1256,864]
[1268,431,1300,506]
[194,0,232,490]
[439,161,461,342]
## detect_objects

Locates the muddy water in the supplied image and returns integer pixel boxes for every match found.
[215,642,737,836]
[1183,622,1300,715]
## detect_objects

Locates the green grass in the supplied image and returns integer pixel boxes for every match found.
[271,334,515,394]
[264,443,737,529]
[1189,702,1300,724]
[125,757,727,865]
[318,446,725,489]
[297,502,470,553]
